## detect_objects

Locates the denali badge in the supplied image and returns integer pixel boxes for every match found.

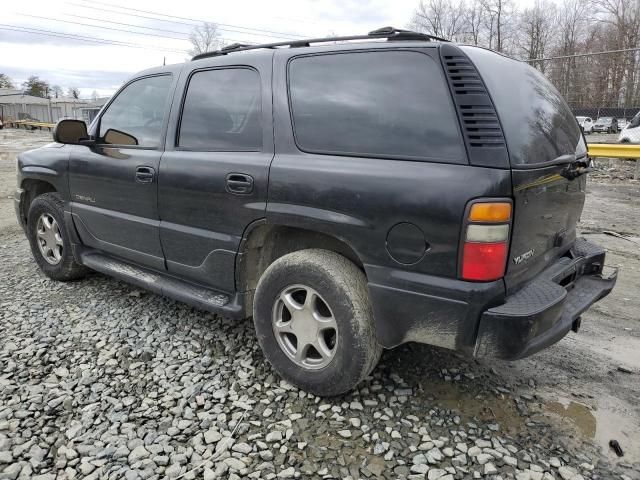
[513,249,535,265]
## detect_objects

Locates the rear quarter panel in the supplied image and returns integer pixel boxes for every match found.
[269,45,513,279]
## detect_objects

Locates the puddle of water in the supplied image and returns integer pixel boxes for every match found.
[543,396,640,463]
[420,380,527,434]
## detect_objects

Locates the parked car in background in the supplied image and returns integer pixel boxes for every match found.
[576,116,593,133]
[618,112,640,143]
[14,28,617,395]
[592,117,618,133]
[617,118,628,131]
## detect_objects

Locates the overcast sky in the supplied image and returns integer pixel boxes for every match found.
[0,0,538,98]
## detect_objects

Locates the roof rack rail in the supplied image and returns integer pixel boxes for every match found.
[191,27,449,61]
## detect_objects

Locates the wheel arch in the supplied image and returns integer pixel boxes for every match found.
[19,179,58,224]
[236,223,365,296]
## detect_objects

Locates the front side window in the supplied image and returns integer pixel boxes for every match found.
[178,68,262,151]
[288,51,464,162]
[99,75,172,147]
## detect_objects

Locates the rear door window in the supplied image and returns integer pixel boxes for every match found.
[287,51,465,163]
[178,68,262,151]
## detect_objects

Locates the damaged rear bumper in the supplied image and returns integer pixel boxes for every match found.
[474,238,617,359]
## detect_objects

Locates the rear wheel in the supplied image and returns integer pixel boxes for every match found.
[27,193,89,281]
[253,249,382,396]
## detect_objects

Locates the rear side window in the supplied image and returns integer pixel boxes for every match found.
[288,51,464,162]
[461,46,584,166]
[178,68,262,151]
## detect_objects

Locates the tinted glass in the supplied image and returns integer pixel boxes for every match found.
[99,75,172,147]
[462,46,585,166]
[179,68,262,151]
[629,113,640,128]
[288,51,464,162]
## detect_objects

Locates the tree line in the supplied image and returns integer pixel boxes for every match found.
[0,73,87,100]
[410,0,640,108]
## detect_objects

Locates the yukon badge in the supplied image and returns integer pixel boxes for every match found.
[513,248,535,265]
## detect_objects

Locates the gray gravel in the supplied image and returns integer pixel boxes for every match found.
[1,129,639,479]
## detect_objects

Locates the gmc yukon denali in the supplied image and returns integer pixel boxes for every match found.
[14,28,617,395]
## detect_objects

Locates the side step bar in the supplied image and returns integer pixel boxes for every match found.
[78,250,246,319]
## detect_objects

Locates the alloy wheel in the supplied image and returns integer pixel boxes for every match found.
[272,284,338,370]
[36,213,63,265]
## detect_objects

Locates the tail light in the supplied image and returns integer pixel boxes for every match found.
[461,201,512,281]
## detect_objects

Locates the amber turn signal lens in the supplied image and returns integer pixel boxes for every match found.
[469,202,512,223]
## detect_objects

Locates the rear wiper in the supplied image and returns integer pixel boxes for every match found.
[560,160,593,180]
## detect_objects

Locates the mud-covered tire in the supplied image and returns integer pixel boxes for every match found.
[253,249,382,396]
[27,193,89,281]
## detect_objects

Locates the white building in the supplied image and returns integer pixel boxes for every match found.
[0,89,90,123]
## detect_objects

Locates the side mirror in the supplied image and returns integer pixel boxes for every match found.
[103,129,138,146]
[53,119,89,144]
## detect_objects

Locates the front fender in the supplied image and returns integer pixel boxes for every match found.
[17,144,71,200]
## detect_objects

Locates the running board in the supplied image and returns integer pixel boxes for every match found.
[78,250,246,318]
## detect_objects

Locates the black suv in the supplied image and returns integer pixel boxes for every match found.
[15,29,616,395]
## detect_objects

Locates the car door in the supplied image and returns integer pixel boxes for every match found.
[159,54,273,292]
[69,72,177,270]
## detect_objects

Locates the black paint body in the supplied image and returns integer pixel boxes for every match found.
[15,40,616,358]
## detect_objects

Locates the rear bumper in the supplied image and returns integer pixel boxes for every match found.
[474,238,617,359]
[367,238,616,359]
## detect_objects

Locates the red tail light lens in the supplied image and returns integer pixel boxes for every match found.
[462,241,508,281]
[461,201,511,282]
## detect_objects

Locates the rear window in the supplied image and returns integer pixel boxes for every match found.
[288,51,465,163]
[462,46,585,166]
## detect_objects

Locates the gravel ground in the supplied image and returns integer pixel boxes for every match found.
[1,129,639,480]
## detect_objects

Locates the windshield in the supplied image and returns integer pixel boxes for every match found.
[576,116,586,122]
[596,117,612,124]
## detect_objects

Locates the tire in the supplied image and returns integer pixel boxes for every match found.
[27,193,89,281]
[253,249,382,396]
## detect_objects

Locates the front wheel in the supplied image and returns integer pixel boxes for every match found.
[27,193,89,281]
[253,249,382,396]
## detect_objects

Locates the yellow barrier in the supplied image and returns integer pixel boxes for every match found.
[588,143,640,179]
[587,143,640,159]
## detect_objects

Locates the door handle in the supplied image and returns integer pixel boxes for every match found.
[226,173,254,194]
[135,166,155,184]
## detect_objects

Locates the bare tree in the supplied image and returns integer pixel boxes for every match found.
[410,0,467,41]
[481,0,515,52]
[68,87,80,100]
[518,0,558,71]
[189,22,223,56]
[51,85,63,98]
[593,0,640,105]
[463,0,485,45]
[551,0,590,99]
